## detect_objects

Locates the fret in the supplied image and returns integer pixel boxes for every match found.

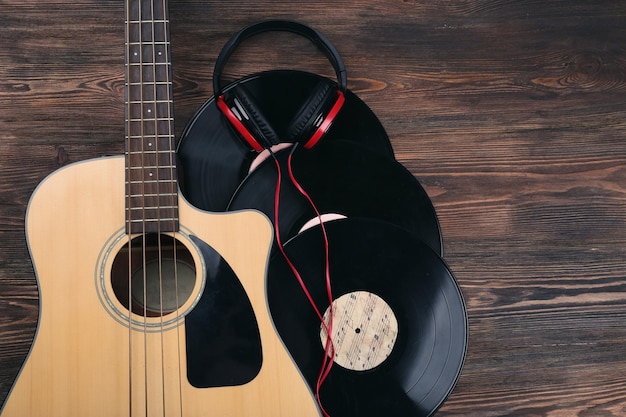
[129,193,177,198]
[126,20,168,24]
[128,210,178,223]
[126,82,171,86]
[127,62,171,67]
[126,41,169,46]
[128,180,176,185]
[126,147,175,158]
[128,205,177,211]
[128,218,178,225]
[126,84,172,89]
[127,118,174,122]
[127,100,171,105]
[128,165,176,169]
[127,62,169,74]
[127,168,176,174]
[127,171,176,177]
[127,135,168,140]
[127,117,170,125]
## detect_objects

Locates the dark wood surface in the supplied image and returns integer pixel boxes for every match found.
[2,1,626,415]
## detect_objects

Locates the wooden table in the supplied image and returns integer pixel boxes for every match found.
[1,1,625,415]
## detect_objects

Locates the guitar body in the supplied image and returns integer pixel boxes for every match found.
[2,156,319,417]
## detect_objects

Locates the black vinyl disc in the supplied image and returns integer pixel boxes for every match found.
[267,218,467,417]
[228,140,443,255]
[176,70,393,212]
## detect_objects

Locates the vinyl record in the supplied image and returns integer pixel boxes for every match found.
[267,218,467,417]
[227,140,443,255]
[176,70,394,212]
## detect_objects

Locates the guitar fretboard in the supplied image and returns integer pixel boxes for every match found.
[125,0,178,234]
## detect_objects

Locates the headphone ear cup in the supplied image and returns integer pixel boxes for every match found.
[229,84,280,149]
[284,80,336,146]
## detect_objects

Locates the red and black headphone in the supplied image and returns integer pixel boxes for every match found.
[214,20,347,152]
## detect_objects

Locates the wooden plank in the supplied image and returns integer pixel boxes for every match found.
[1,0,626,415]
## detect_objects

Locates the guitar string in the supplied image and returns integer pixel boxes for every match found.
[160,0,186,414]
[148,1,167,415]
[127,0,145,415]
[124,1,133,415]
[155,0,184,415]
[146,1,165,409]
[147,1,174,415]
[136,0,150,415]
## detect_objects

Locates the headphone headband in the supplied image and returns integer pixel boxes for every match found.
[213,20,347,96]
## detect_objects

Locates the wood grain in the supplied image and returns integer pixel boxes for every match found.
[1,0,626,415]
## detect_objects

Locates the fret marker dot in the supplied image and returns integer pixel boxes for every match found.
[149,172,153,177]
[148,142,153,147]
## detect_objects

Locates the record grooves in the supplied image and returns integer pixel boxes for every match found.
[228,140,443,255]
[268,218,467,417]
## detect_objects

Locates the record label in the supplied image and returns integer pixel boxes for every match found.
[320,291,398,371]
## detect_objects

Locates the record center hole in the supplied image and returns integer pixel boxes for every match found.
[320,291,398,371]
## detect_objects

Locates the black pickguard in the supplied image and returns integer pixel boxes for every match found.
[185,235,262,388]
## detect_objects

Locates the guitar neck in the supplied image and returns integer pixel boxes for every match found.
[124,0,178,235]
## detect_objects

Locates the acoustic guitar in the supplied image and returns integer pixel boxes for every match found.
[0,0,319,416]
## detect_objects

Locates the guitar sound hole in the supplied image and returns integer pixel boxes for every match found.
[110,233,196,317]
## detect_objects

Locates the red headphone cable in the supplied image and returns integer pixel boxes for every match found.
[269,145,335,417]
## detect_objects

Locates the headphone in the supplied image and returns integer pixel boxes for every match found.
[214,20,347,152]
